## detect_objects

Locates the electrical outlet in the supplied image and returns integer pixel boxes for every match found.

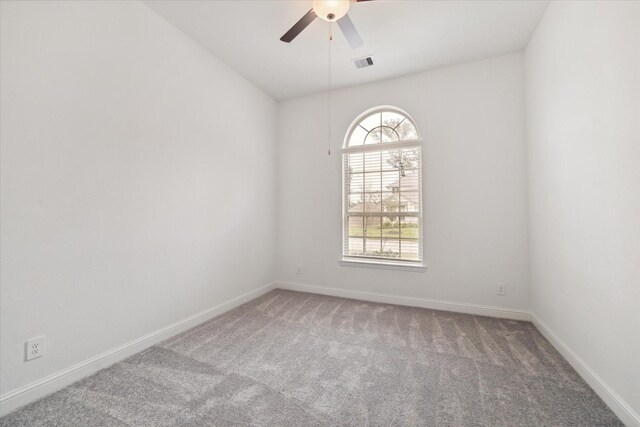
[26,336,45,361]
[296,265,303,275]
[496,284,507,296]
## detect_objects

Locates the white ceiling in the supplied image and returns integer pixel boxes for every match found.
[144,0,548,101]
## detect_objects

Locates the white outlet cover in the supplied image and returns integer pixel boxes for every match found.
[26,336,45,361]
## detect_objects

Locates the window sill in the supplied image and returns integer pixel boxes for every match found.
[339,258,427,272]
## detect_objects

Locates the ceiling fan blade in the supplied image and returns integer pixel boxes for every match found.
[280,9,317,43]
[354,0,374,2]
[337,14,363,49]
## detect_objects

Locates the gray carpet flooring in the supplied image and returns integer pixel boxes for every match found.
[1,289,622,426]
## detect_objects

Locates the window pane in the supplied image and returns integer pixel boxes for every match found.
[399,192,420,212]
[348,238,364,256]
[381,151,400,171]
[349,173,363,193]
[348,216,364,237]
[362,192,382,213]
[381,126,399,143]
[381,192,400,213]
[348,194,364,212]
[348,126,367,147]
[400,239,420,260]
[400,171,419,190]
[365,128,382,145]
[364,172,381,193]
[401,148,420,159]
[400,217,420,239]
[382,111,406,129]
[359,112,381,131]
[396,120,418,140]
[385,150,419,175]
[365,217,381,238]
[364,238,382,256]
[382,171,399,192]
[382,216,400,239]
[347,152,364,173]
[380,239,401,259]
[364,151,381,172]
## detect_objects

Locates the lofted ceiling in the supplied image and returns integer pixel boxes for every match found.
[144,0,548,101]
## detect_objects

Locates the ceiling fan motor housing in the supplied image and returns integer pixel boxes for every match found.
[313,0,350,22]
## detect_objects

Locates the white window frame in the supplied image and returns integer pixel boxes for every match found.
[340,106,426,271]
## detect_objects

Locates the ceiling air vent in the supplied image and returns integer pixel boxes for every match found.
[353,56,374,69]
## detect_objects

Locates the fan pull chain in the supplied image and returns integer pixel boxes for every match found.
[328,23,332,156]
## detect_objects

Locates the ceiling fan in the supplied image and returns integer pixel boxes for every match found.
[280,0,373,49]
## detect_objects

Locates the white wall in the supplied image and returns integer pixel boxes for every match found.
[277,53,529,311]
[526,0,640,421]
[4,0,637,421]
[0,0,276,397]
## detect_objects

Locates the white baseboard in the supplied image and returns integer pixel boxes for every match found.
[0,282,276,417]
[531,313,640,427]
[275,281,531,321]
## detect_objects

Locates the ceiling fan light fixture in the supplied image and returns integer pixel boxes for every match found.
[312,0,350,22]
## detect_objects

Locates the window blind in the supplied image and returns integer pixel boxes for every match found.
[342,109,423,264]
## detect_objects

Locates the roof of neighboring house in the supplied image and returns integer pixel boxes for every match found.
[386,179,418,191]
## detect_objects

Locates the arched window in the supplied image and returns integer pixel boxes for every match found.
[342,106,423,265]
